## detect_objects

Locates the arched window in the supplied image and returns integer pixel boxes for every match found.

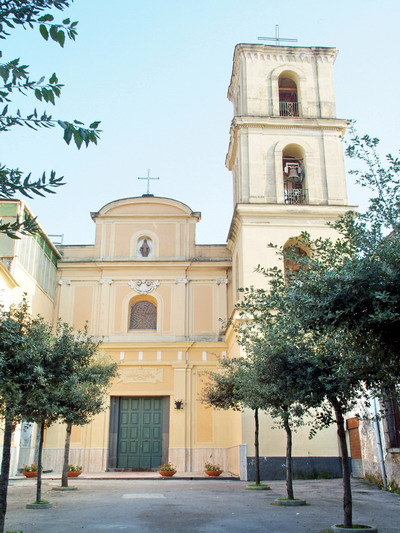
[279,75,299,116]
[282,144,306,205]
[129,301,157,330]
[283,245,307,282]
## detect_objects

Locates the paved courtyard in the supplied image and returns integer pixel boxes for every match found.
[4,477,400,533]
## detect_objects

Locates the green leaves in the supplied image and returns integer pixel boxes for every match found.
[0,163,65,237]
[39,23,48,40]
[0,304,118,427]
[0,3,101,232]
[345,126,400,232]
[57,119,101,149]
[57,29,65,47]
[50,322,118,426]
[38,15,55,23]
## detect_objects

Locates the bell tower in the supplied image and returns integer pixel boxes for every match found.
[226,44,352,293]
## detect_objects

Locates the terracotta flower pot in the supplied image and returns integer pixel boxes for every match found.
[22,471,37,478]
[204,470,223,477]
[158,470,176,477]
[67,471,82,477]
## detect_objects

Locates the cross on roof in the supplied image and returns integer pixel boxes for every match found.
[258,25,298,46]
[138,169,159,197]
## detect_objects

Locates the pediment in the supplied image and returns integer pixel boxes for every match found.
[92,196,198,220]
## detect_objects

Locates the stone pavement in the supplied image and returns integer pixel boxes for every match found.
[4,477,400,533]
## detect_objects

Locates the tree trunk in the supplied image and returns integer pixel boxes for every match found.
[36,422,45,503]
[33,424,41,464]
[0,415,14,533]
[283,409,294,500]
[254,408,261,484]
[331,398,352,528]
[61,423,72,488]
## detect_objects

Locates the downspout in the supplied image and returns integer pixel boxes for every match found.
[372,397,387,489]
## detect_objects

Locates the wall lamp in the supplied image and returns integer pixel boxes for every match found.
[174,399,184,410]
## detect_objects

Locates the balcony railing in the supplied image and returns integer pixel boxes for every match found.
[279,101,301,117]
[284,188,308,205]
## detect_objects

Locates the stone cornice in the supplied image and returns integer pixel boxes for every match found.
[102,341,228,350]
[57,259,231,269]
[227,203,357,248]
[234,203,356,217]
[91,213,201,221]
[228,44,338,97]
[58,276,231,285]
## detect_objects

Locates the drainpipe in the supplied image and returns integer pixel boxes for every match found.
[372,397,387,489]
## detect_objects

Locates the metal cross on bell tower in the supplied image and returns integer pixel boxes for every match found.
[258,25,298,46]
[138,169,160,197]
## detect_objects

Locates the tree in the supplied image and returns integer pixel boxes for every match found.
[233,285,331,501]
[246,332,312,500]
[0,297,54,531]
[201,358,265,485]
[0,0,101,237]
[51,323,118,488]
[0,306,118,526]
[203,313,313,499]
[16,319,70,504]
[285,132,400,392]
[237,261,367,525]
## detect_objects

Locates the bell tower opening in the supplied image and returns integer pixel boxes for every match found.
[279,73,299,117]
[282,144,306,205]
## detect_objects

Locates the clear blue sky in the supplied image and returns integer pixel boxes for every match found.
[2,0,400,244]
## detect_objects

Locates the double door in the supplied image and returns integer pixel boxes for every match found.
[117,397,163,469]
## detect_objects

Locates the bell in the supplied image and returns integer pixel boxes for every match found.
[287,166,300,180]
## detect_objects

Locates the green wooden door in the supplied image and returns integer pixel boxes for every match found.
[117,397,163,469]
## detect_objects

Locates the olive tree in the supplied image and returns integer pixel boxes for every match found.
[0,298,54,530]
[52,323,118,488]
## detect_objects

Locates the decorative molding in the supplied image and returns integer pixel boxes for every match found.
[128,279,160,294]
[232,121,346,132]
[117,367,163,384]
[99,278,113,285]
[175,278,189,284]
[216,278,229,285]
[58,279,71,286]
[245,52,335,64]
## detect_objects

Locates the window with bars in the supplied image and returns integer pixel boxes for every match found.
[279,76,300,117]
[383,395,400,449]
[129,301,157,330]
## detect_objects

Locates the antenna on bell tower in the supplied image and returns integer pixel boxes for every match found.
[258,25,298,46]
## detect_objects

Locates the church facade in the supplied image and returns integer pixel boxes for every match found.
[1,43,363,480]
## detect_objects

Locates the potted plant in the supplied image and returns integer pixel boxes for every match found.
[158,463,177,477]
[67,464,82,478]
[21,463,38,478]
[204,461,223,477]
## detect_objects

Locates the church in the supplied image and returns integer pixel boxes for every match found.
[1,42,361,480]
